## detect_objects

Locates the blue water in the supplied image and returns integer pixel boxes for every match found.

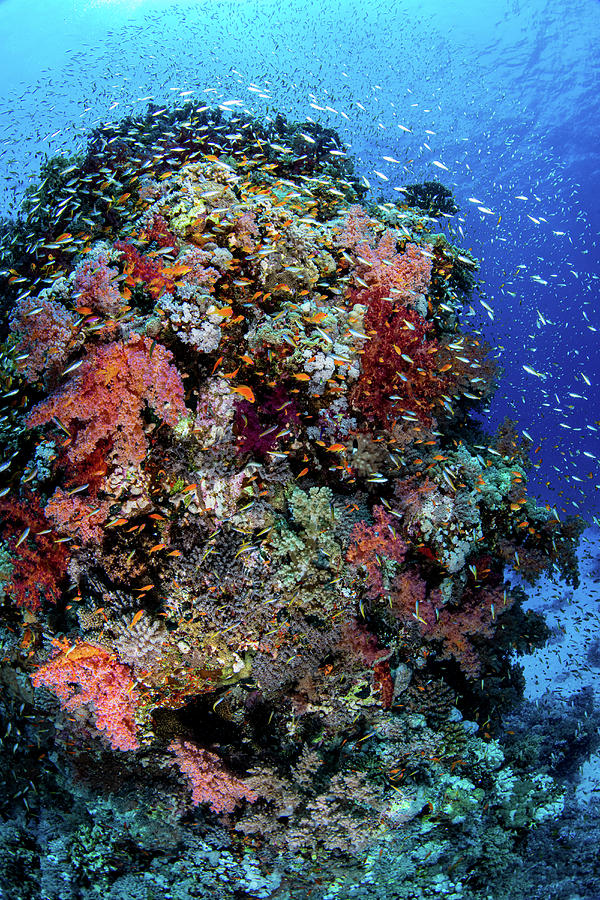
[1,1,599,896]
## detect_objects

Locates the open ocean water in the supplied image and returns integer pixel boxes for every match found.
[0,1,599,898]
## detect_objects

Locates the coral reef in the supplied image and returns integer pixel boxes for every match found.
[0,104,589,899]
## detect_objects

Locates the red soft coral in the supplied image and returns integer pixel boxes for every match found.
[0,495,68,612]
[350,296,445,426]
[347,506,407,598]
[142,213,179,251]
[115,241,175,299]
[26,335,188,469]
[338,618,390,666]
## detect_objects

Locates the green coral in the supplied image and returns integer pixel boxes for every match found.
[248,299,363,387]
[288,484,337,535]
[434,773,485,824]
[452,443,520,510]
[493,768,565,828]
[0,543,13,602]
[168,198,207,236]
[265,486,344,611]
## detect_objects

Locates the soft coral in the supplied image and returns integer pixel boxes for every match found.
[350,293,446,426]
[0,495,68,612]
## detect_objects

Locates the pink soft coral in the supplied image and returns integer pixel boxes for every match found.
[73,254,123,316]
[31,642,140,750]
[44,488,111,545]
[429,579,514,678]
[390,563,514,679]
[9,293,80,384]
[27,335,188,468]
[339,205,432,304]
[169,739,258,813]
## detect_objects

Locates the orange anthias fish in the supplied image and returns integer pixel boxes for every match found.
[232,385,255,402]
[129,610,145,628]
